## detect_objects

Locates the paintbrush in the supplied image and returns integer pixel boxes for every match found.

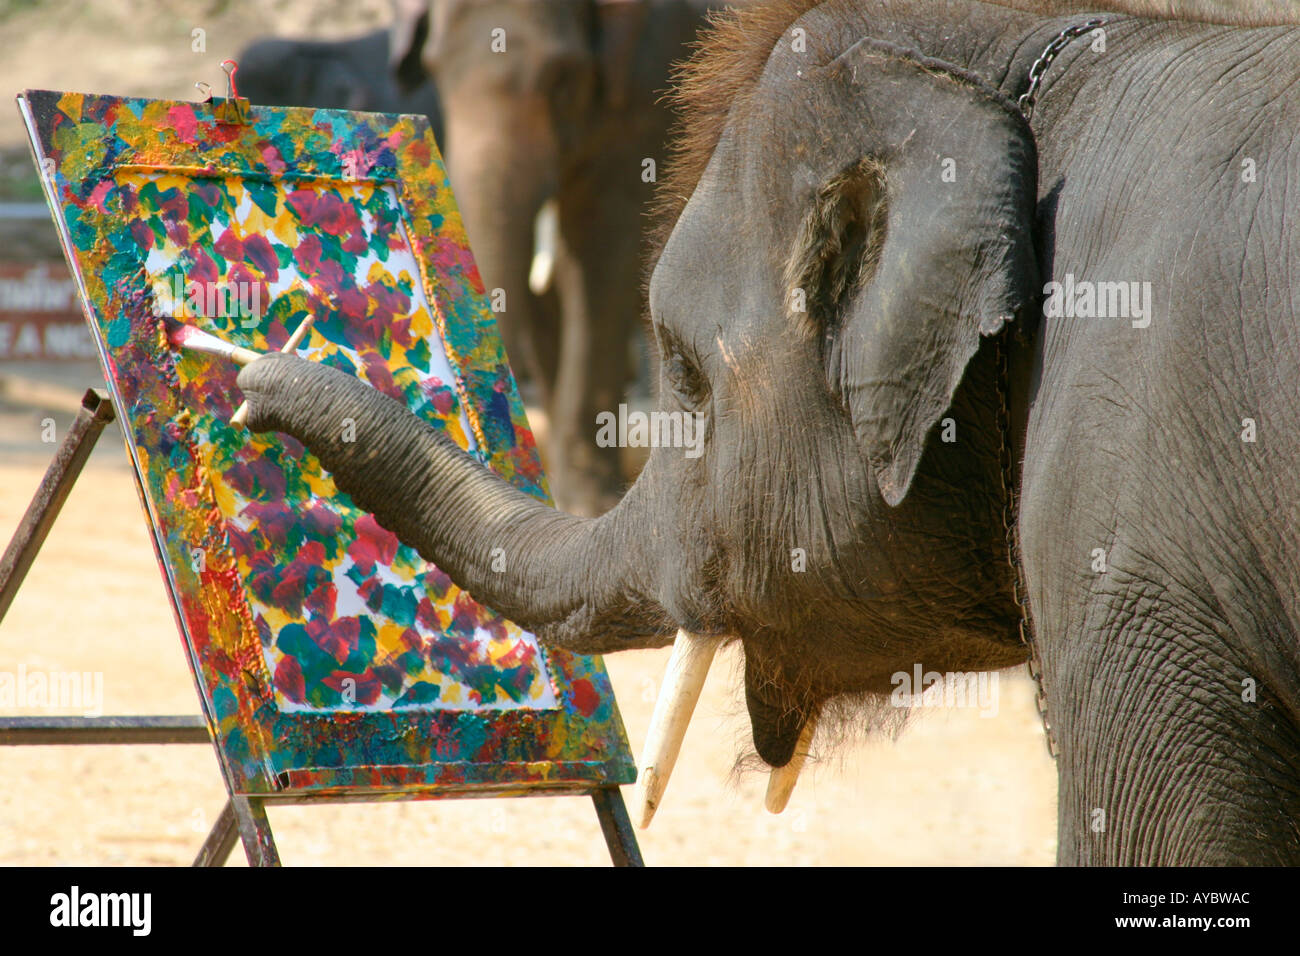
[229,315,315,428]
[167,321,265,366]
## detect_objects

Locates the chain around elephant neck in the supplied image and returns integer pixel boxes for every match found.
[994,333,1058,760]
[1017,18,1109,121]
[998,17,1109,760]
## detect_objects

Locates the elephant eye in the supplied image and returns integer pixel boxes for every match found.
[664,347,708,407]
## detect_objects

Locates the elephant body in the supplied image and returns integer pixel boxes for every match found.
[1011,14,1300,863]
[240,0,1300,864]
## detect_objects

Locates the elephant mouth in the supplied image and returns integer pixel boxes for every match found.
[630,627,828,829]
[628,604,956,830]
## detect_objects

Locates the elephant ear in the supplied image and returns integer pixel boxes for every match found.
[389,0,431,92]
[593,0,649,109]
[786,38,1039,506]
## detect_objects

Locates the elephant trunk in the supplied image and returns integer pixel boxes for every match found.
[236,353,671,652]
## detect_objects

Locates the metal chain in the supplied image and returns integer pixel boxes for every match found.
[994,334,1058,759]
[1017,18,1109,120]
[1002,18,1110,758]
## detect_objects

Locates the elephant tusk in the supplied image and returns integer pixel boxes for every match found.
[528,197,559,296]
[632,628,722,829]
[764,717,817,814]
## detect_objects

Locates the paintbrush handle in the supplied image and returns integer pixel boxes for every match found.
[231,316,316,427]
[229,345,264,366]
[281,315,315,352]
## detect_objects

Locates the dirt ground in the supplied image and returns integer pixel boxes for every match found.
[0,365,1057,867]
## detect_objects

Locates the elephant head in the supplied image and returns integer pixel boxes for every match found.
[238,13,1041,813]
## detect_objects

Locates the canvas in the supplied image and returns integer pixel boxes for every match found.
[18,89,635,799]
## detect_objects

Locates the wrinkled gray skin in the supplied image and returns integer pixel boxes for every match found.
[235,26,444,145]
[239,0,1300,864]
[421,0,716,516]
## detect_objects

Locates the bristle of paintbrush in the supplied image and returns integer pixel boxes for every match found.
[167,323,263,366]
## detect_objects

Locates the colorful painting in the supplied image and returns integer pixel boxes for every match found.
[19,89,635,797]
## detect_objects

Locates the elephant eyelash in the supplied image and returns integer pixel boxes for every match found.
[666,353,709,406]
[655,326,709,407]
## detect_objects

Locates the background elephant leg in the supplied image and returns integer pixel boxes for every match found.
[548,185,642,517]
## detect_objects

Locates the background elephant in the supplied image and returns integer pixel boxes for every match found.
[235,13,444,146]
[415,0,719,516]
[239,0,1300,865]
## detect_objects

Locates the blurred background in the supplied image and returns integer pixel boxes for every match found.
[0,0,1056,864]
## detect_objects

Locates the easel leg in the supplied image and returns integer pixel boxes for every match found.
[232,796,281,866]
[0,389,114,623]
[193,799,240,866]
[591,787,644,867]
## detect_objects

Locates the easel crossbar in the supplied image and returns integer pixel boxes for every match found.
[0,715,209,745]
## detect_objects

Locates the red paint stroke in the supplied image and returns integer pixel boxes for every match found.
[166,104,199,144]
[260,143,287,175]
[242,233,279,280]
[415,597,440,631]
[188,247,219,285]
[286,189,363,238]
[292,234,346,291]
[349,514,399,575]
[225,455,287,502]
[570,679,599,718]
[495,639,535,669]
[308,615,359,665]
[128,219,155,252]
[322,668,382,706]
[271,539,327,608]
[300,501,342,540]
[274,655,306,704]
[361,350,402,402]
[304,578,337,618]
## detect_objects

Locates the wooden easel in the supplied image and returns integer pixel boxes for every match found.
[0,389,643,866]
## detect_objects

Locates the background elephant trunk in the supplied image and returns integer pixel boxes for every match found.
[442,106,562,406]
[236,353,672,652]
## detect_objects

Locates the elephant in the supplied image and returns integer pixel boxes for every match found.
[236,0,1300,865]
[415,0,721,517]
[234,10,444,146]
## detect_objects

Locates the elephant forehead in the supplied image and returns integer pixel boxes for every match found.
[650,164,743,313]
